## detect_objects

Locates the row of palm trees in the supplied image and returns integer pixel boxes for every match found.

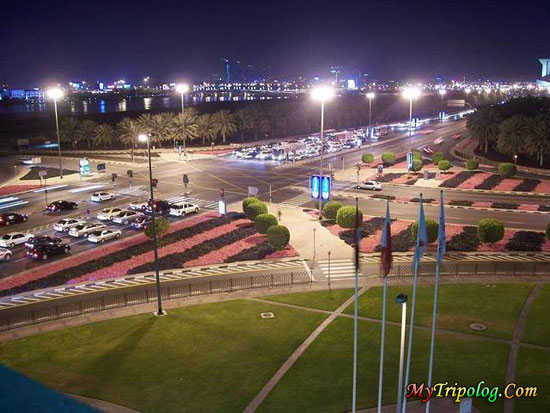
[467,105,550,166]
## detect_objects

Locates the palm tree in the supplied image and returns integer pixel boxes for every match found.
[170,108,199,150]
[146,113,174,148]
[93,124,115,148]
[212,109,237,143]
[77,120,97,149]
[196,114,216,145]
[59,117,80,149]
[497,115,527,157]
[235,107,254,141]
[117,118,141,162]
[525,115,550,166]
[466,106,502,153]
[137,113,153,143]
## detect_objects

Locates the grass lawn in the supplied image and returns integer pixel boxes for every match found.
[344,283,534,339]
[521,284,550,346]
[515,347,550,412]
[259,316,508,413]
[0,300,326,413]
[262,288,355,311]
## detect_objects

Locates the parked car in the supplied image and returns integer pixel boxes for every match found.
[25,236,62,249]
[27,243,70,260]
[0,232,33,248]
[0,248,12,262]
[132,216,151,230]
[129,200,149,211]
[356,180,382,191]
[47,200,78,212]
[68,223,106,238]
[0,213,28,227]
[423,147,434,154]
[452,133,462,140]
[169,202,199,217]
[145,200,171,215]
[97,207,124,221]
[53,218,87,232]
[87,229,122,243]
[112,210,142,225]
[90,192,115,202]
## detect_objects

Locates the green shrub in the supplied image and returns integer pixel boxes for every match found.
[438,160,451,171]
[411,159,423,172]
[499,162,517,178]
[145,217,170,240]
[361,153,374,163]
[255,213,278,234]
[246,202,268,221]
[242,197,260,215]
[323,201,342,220]
[410,219,439,244]
[465,159,479,170]
[412,151,422,161]
[267,225,290,250]
[546,223,550,240]
[432,152,445,164]
[336,206,363,229]
[381,152,395,166]
[477,219,505,243]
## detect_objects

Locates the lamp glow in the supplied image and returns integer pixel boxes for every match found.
[402,87,420,100]
[438,89,446,96]
[46,87,63,100]
[176,83,189,94]
[465,88,471,94]
[138,133,148,142]
[366,92,375,99]
[311,86,335,102]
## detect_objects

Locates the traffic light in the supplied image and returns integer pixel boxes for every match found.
[111,173,118,182]
[127,169,133,178]
[151,178,158,188]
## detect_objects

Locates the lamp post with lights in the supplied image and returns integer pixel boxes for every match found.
[311,86,334,220]
[402,87,420,149]
[439,88,446,120]
[138,133,164,316]
[366,92,375,128]
[176,83,190,160]
[47,87,64,179]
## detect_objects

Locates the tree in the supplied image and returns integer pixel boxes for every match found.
[438,160,451,171]
[323,201,342,220]
[77,120,97,148]
[362,153,374,163]
[432,152,445,164]
[59,117,80,149]
[235,107,254,141]
[145,217,170,240]
[336,206,363,229]
[411,219,439,244]
[170,108,198,149]
[212,109,237,143]
[267,225,290,250]
[525,115,550,166]
[255,213,278,234]
[147,113,174,148]
[242,197,260,215]
[137,113,153,143]
[477,219,505,244]
[498,162,517,178]
[466,106,502,153]
[117,118,141,162]
[411,159,423,172]
[466,159,479,170]
[497,115,527,157]
[93,124,115,147]
[381,152,395,165]
[196,114,217,146]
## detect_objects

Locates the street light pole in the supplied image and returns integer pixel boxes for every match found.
[47,88,64,179]
[176,83,189,161]
[408,96,413,149]
[327,251,331,291]
[396,294,408,413]
[140,133,164,316]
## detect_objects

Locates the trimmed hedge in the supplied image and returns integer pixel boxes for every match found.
[145,217,170,240]
[440,171,474,188]
[226,241,278,262]
[477,219,505,244]
[371,194,396,200]
[432,152,445,164]
[411,159,423,172]
[381,152,396,166]
[374,225,414,252]
[255,213,278,234]
[438,160,451,171]
[336,206,363,229]
[377,173,404,183]
[465,159,479,171]
[506,231,544,252]
[246,202,268,221]
[449,200,473,206]
[242,197,260,215]
[410,219,439,244]
[411,198,435,203]
[412,151,422,161]
[499,162,517,178]
[490,203,518,210]
[513,179,540,192]
[267,225,291,250]
[362,153,375,163]
[323,201,342,220]
[446,226,479,251]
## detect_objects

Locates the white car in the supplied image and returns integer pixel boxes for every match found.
[112,210,143,225]
[357,180,382,191]
[91,192,115,202]
[169,202,199,217]
[434,136,444,145]
[0,232,32,248]
[88,229,122,243]
[129,200,148,211]
[69,223,106,238]
[53,218,87,232]
[0,248,12,262]
[97,207,124,221]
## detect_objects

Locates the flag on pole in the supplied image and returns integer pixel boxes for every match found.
[413,194,428,266]
[354,198,361,269]
[380,200,392,276]
[437,191,446,262]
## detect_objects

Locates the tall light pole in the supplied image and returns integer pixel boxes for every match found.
[47,87,64,179]
[396,293,408,413]
[438,88,446,120]
[402,87,420,150]
[312,86,334,220]
[138,133,164,316]
[366,92,375,128]
[176,83,190,160]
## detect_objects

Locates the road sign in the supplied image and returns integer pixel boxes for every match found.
[97,163,106,172]
[248,186,258,196]
[320,175,331,201]
[219,199,227,215]
[310,175,320,199]
[183,174,189,184]
[310,175,331,201]
[407,152,414,171]
[38,170,47,177]
[127,169,133,178]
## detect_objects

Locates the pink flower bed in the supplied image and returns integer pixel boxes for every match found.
[391,174,421,184]
[457,172,492,189]
[0,185,40,195]
[438,172,459,183]
[493,179,523,192]
[534,180,550,194]
[360,219,412,253]
[517,204,539,211]
[472,202,492,209]
[265,246,298,259]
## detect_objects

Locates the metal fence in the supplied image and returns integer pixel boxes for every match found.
[0,270,311,333]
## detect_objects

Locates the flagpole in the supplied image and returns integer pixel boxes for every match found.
[402,193,425,412]
[352,197,360,412]
[426,191,445,413]
[377,274,387,413]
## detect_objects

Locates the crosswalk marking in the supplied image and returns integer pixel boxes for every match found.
[166,195,218,210]
[279,192,313,208]
[317,259,357,279]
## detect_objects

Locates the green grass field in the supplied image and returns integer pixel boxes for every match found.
[262,288,354,311]
[344,283,534,339]
[515,347,550,412]
[522,284,550,346]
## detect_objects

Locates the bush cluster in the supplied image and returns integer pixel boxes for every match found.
[381,152,396,166]
[254,213,278,234]
[499,162,517,178]
[477,219,505,243]
[410,219,439,244]
[411,159,423,172]
[267,225,291,250]
[432,152,445,164]
[144,217,170,240]
[361,153,375,163]
[323,201,342,220]
[465,159,479,171]
[438,160,451,171]
[336,206,363,229]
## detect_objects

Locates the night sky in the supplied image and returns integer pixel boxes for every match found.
[1,0,548,87]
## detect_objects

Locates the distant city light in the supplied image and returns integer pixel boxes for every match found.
[46,87,63,100]
[311,86,335,102]
[176,83,190,94]
[439,89,446,96]
[366,92,375,99]
[402,87,420,100]
[465,88,471,94]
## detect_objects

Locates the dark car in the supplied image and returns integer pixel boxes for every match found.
[47,200,78,212]
[27,243,70,260]
[145,200,171,215]
[0,213,29,227]
[24,236,62,249]
[132,216,152,230]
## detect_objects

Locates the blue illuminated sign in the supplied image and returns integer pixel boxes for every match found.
[310,175,320,199]
[310,175,331,201]
[321,176,331,201]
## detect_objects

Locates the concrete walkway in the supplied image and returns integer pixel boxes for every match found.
[68,393,141,413]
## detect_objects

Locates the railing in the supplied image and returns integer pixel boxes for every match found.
[0,270,310,333]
